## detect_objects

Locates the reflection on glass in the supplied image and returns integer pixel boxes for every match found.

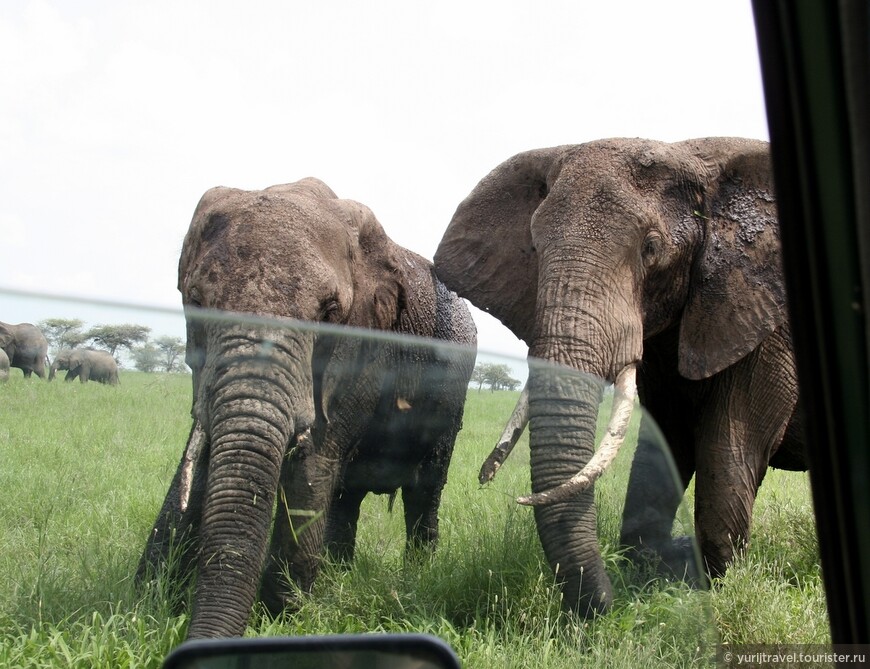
[162,635,461,669]
[0,289,725,668]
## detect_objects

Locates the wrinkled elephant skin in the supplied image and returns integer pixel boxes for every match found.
[434,137,805,615]
[138,178,476,639]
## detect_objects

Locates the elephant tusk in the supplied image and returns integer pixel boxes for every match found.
[479,384,529,484]
[517,365,637,506]
[179,422,207,513]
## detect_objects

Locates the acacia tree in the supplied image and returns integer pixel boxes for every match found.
[131,336,187,373]
[85,323,150,358]
[37,318,87,355]
[472,362,521,392]
[470,365,487,392]
[155,335,186,372]
[131,343,161,372]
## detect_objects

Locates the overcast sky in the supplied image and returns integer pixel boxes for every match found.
[0,1,768,360]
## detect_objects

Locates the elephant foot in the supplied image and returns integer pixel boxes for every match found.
[259,580,305,619]
[258,559,312,619]
[400,541,437,572]
[324,539,355,567]
[659,536,707,587]
[627,536,707,589]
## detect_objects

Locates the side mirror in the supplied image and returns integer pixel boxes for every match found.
[161,633,462,668]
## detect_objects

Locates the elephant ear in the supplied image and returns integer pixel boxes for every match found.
[315,197,408,422]
[678,137,787,380]
[0,324,13,350]
[434,147,569,345]
[337,198,407,332]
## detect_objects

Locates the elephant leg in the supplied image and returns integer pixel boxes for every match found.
[622,334,699,580]
[259,437,339,617]
[401,481,443,556]
[136,423,208,606]
[693,336,797,578]
[401,444,452,556]
[620,412,699,580]
[324,487,366,564]
[694,430,770,578]
[768,403,808,471]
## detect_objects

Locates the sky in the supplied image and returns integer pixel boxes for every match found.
[0,0,769,362]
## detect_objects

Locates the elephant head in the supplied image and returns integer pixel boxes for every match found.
[48,349,72,380]
[172,177,461,638]
[0,323,13,356]
[434,137,783,614]
[0,321,49,379]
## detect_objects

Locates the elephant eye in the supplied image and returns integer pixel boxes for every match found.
[188,286,203,308]
[641,233,662,268]
[320,298,341,323]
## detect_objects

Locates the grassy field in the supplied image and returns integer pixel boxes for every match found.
[0,370,827,668]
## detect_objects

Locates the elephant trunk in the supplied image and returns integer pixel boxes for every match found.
[48,360,59,381]
[519,366,637,505]
[526,363,613,614]
[523,255,642,614]
[188,326,314,639]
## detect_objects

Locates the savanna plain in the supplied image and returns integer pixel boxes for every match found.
[1,370,827,668]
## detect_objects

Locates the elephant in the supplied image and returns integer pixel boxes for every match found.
[434,137,805,616]
[138,177,477,639]
[0,348,9,382]
[49,348,120,385]
[0,321,49,379]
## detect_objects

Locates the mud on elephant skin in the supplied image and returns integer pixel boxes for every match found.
[138,177,477,639]
[434,137,805,616]
[0,321,49,380]
[49,348,120,385]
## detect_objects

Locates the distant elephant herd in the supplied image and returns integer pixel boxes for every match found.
[12,137,809,640]
[0,321,119,385]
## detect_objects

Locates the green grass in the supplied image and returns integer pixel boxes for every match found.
[0,373,827,667]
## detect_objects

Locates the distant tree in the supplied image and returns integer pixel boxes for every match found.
[473,362,521,392]
[86,323,151,358]
[503,377,521,392]
[155,335,186,372]
[131,343,161,372]
[482,363,509,391]
[470,365,487,392]
[37,318,87,355]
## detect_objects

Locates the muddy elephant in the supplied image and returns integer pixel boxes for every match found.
[138,178,476,639]
[434,137,805,616]
[0,321,49,379]
[49,348,120,385]
[0,348,9,382]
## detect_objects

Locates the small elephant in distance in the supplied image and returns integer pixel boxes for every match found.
[49,348,120,385]
[138,177,477,640]
[0,321,49,379]
[434,137,805,616]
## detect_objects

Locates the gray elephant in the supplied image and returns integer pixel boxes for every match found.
[49,348,120,385]
[434,137,805,616]
[0,348,9,382]
[0,321,49,379]
[138,178,477,639]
